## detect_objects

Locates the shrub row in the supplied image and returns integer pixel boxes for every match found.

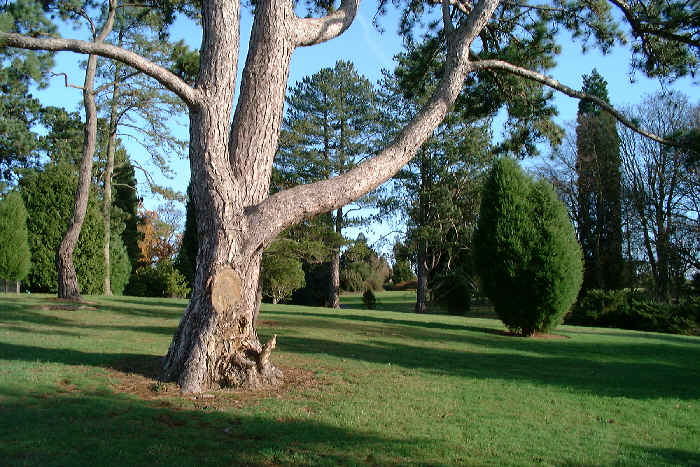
[566,289,700,335]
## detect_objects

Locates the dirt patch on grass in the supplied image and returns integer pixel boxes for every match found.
[32,298,99,312]
[37,305,98,312]
[487,329,570,339]
[257,320,282,327]
[106,356,321,410]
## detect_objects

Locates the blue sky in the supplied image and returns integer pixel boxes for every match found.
[32,3,696,250]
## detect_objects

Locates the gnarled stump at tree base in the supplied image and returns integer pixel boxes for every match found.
[162,266,282,393]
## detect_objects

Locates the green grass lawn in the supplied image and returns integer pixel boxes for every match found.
[1,291,698,466]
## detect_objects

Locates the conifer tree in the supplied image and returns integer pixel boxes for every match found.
[277,60,377,308]
[474,158,583,335]
[576,69,623,291]
[0,191,31,292]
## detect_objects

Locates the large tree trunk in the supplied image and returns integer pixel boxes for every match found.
[161,0,293,392]
[162,0,497,392]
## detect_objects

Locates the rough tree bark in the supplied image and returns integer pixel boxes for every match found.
[1,0,505,392]
[56,2,117,300]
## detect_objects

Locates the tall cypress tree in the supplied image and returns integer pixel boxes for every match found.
[175,182,199,291]
[112,158,141,276]
[576,69,623,291]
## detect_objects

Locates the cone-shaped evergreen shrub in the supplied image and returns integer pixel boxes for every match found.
[0,191,31,284]
[474,158,583,336]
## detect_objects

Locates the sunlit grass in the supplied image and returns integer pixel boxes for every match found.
[1,291,698,465]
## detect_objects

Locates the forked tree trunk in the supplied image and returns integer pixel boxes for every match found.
[160,0,497,392]
[162,0,294,392]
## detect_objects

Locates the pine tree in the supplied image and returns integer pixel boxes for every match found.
[277,60,377,308]
[576,69,623,291]
[0,191,31,291]
[0,0,55,181]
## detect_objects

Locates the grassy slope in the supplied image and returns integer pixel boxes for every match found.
[0,291,698,466]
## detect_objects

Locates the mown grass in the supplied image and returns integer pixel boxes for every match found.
[0,291,698,466]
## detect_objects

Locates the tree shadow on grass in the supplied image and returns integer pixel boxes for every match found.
[275,335,700,400]
[265,309,494,335]
[0,341,162,375]
[0,296,179,336]
[620,445,700,466]
[0,389,439,466]
[270,309,700,356]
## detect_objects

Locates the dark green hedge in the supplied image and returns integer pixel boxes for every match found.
[567,289,700,335]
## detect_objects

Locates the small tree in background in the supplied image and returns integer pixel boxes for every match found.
[260,250,306,305]
[474,158,583,336]
[0,191,31,291]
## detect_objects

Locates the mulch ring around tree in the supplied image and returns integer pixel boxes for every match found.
[106,356,320,410]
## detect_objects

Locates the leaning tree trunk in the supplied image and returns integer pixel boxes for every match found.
[56,4,117,300]
[56,52,99,300]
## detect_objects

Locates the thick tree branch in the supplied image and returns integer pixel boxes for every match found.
[470,59,686,148]
[246,0,501,256]
[293,0,360,46]
[0,32,202,108]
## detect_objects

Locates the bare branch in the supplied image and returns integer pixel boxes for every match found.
[470,59,687,148]
[112,182,138,190]
[50,72,85,90]
[0,32,202,108]
[76,8,97,39]
[293,0,360,46]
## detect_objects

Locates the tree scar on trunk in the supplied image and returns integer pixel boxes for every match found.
[210,266,242,317]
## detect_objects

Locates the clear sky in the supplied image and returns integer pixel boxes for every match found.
[32,2,697,251]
